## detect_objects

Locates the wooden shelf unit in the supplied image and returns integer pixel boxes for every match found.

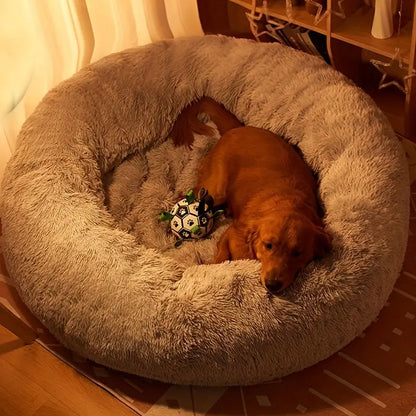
[231,0,328,34]
[198,0,416,140]
[331,6,413,62]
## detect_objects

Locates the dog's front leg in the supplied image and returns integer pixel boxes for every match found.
[215,227,232,263]
[215,225,253,263]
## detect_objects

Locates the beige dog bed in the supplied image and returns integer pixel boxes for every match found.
[0,35,409,385]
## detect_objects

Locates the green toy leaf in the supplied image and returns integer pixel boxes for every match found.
[191,225,201,235]
[214,209,225,218]
[159,211,173,221]
[185,189,195,204]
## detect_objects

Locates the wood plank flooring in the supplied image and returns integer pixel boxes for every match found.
[0,325,136,416]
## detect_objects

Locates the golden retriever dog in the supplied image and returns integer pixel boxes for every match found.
[171,97,332,294]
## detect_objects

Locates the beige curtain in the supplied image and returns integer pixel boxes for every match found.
[0,0,203,180]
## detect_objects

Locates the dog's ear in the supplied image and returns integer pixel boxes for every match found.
[314,226,332,258]
[244,222,259,260]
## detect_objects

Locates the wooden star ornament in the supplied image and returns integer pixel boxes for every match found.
[245,0,286,42]
[332,0,346,19]
[370,49,416,94]
[305,0,330,24]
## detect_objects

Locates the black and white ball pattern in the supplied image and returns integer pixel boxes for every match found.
[170,199,214,240]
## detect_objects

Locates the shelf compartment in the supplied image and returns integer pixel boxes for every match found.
[229,0,328,34]
[331,5,413,63]
[360,57,408,135]
[372,87,407,135]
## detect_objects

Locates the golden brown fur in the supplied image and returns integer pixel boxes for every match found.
[171,97,331,294]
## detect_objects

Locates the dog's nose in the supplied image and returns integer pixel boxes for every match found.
[265,278,283,295]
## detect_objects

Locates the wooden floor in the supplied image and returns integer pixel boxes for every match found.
[0,325,136,416]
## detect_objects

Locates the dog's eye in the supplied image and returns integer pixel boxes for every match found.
[264,242,273,250]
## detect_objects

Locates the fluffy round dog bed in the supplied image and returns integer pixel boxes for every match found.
[1,35,409,386]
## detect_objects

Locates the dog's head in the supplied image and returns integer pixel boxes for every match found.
[246,212,332,295]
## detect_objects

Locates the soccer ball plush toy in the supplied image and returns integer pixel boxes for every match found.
[159,189,218,246]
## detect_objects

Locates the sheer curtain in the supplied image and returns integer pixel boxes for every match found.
[0,0,203,181]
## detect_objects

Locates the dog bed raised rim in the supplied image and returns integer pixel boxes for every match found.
[0,35,409,386]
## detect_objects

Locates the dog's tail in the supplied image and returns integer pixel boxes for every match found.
[170,97,242,147]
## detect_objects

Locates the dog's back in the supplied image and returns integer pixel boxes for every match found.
[200,125,318,218]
